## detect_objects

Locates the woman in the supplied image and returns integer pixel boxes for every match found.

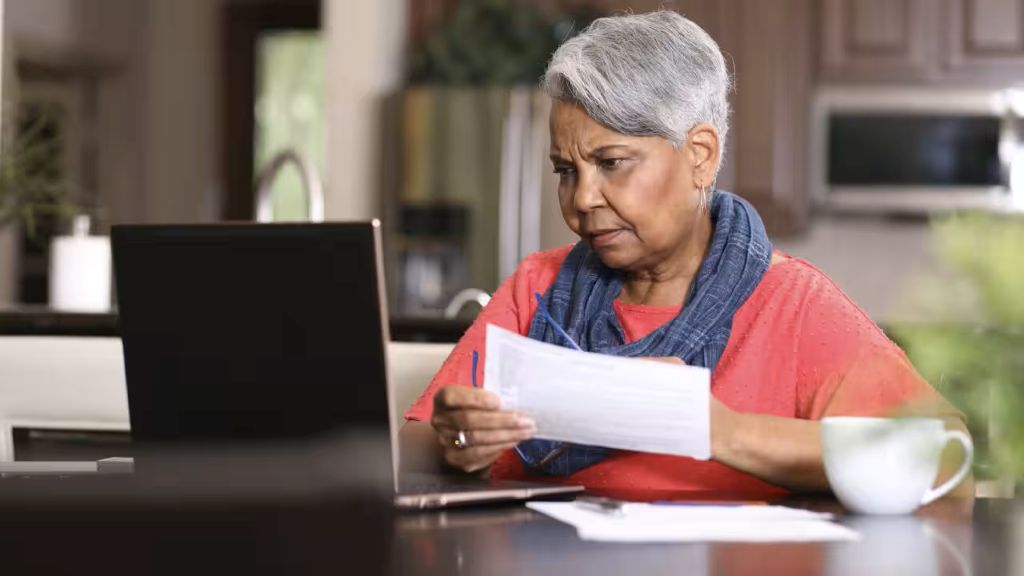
[401,11,967,497]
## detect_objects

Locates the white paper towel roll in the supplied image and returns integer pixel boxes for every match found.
[49,235,112,313]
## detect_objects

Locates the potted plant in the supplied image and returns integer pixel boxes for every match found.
[0,103,110,312]
[407,0,586,86]
[0,104,75,243]
[891,212,1024,489]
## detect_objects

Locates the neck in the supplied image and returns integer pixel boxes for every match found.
[619,213,713,307]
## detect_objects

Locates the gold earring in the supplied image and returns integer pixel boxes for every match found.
[698,184,708,213]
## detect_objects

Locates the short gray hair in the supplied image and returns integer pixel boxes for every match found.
[543,11,732,156]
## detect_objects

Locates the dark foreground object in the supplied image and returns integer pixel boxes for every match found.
[0,437,394,576]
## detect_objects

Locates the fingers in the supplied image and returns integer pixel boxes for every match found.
[434,425,532,473]
[433,385,501,411]
[435,425,534,448]
[432,408,534,433]
[443,441,521,473]
[430,384,536,473]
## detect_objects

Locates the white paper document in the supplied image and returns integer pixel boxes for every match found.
[484,324,710,459]
[527,501,861,543]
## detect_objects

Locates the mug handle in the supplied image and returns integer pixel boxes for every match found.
[920,430,974,506]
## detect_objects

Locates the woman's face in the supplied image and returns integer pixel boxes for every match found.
[548,100,715,272]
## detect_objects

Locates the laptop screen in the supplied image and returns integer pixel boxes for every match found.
[113,222,391,443]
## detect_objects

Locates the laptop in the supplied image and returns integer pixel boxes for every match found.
[112,221,581,509]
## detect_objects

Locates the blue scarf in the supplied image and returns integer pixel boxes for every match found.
[516,190,772,475]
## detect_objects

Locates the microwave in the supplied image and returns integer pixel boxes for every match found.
[811,87,1022,214]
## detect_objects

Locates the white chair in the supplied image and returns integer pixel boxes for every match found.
[0,336,452,461]
[387,342,453,419]
[0,337,129,460]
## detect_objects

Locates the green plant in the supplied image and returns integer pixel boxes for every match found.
[891,212,1024,480]
[0,101,77,239]
[408,0,595,85]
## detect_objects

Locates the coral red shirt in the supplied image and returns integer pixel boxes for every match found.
[404,246,954,498]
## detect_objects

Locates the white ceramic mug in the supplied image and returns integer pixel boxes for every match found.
[822,417,973,515]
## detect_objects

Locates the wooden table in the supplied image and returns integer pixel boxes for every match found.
[0,460,1016,576]
[396,496,1014,576]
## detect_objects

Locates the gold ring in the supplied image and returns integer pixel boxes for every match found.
[453,430,468,449]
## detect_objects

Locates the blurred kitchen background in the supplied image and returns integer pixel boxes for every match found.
[1,0,1024,485]
[3,0,1024,325]
[0,0,1021,326]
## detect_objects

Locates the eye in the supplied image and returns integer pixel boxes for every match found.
[553,165,576,177]
[599,158,624,171]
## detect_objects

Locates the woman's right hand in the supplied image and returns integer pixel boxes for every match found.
[430,385,536,473]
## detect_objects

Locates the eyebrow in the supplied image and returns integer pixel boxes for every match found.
[549,144,633,162]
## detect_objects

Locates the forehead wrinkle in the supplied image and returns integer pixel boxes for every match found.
[551,102,636,162]
[554,129,628,162]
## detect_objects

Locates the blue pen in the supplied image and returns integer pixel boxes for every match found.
[531,292,580,465]
[471,350,479,388]
[533,292,582,351]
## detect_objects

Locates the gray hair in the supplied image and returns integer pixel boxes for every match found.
[543,11,732,158]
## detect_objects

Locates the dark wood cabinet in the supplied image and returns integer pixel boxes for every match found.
[720,0,815,235]
[820,0,938,82]
[820,0,1024,83]
[944,0,1024,79]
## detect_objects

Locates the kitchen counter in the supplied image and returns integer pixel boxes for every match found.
[0,306,471,343]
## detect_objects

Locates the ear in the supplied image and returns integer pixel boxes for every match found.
[686,123,720,187]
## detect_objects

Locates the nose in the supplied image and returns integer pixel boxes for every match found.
[572,169,605,213]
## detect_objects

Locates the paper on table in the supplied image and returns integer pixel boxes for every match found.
[527,502,861,543]
[484,324,710,459]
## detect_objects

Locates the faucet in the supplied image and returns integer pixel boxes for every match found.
[255,148,325,222]
[444,288,492,319]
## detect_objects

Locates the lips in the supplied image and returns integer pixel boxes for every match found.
[588,229,625,248]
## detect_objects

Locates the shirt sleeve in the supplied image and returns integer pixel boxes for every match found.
[402,248,567,421]
[794,271,963,422]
